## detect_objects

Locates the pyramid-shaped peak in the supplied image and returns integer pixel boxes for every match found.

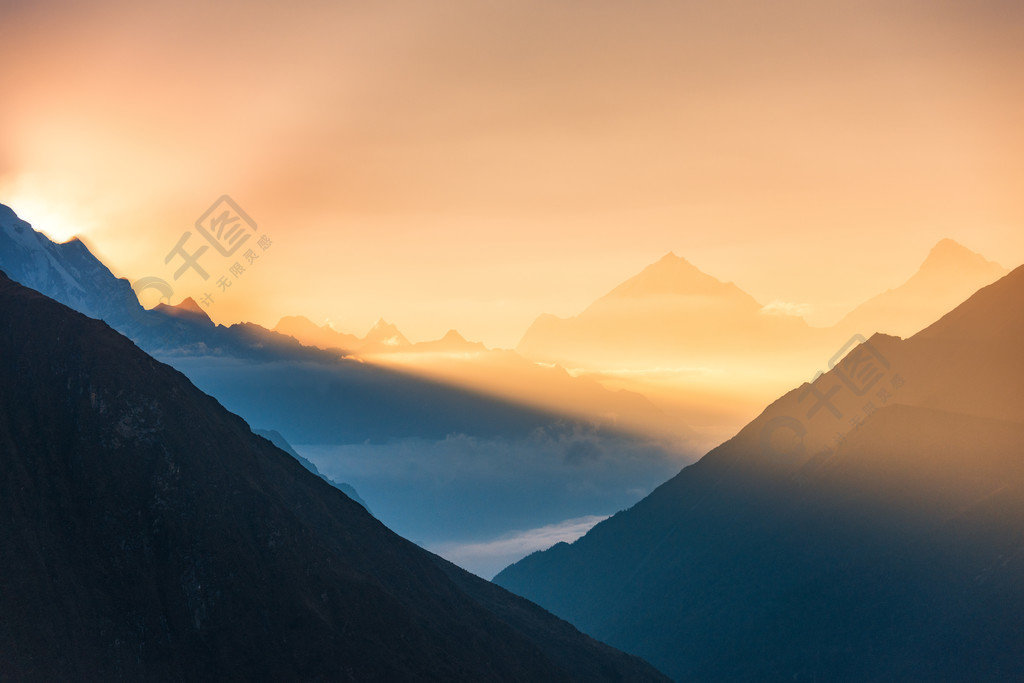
[650,251,695,268]
[442,329,466,341]
[154,297,214,326]
[364,318,410,347]
[175,297,205,316]
[643,251,719,280]
[930,237,971,255]
[920,239,1001,273]
[602,251,739,301]
[370,317,400,332]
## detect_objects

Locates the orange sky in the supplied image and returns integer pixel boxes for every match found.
[2,0,1023,347]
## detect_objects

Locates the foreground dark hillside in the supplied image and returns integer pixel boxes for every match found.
[497,266,1024,681]
[0,271,667,682]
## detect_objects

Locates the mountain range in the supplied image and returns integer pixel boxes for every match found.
[3,195,1021,679]
[0,269,668,681]
[495,263,1024,680]
[277,312,691,443]
[275,315,488,356]
[0,203,631,445]
[512,241,1008,443]
[0,202,687,576]
[277,241,1004,449]
[4,201,1001,450]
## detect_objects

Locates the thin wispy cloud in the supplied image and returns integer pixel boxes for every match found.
[430,515,608,579]
[760,299,813,317]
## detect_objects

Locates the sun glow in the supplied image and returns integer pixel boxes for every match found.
[0,185,91,245]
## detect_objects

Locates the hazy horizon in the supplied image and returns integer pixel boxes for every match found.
[3,0,1024,348]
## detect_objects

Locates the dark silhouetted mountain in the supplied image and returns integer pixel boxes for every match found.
[835,238,1007,338]
[0,270,669,682]
[252,428,370,512]
[496,265,1024,681]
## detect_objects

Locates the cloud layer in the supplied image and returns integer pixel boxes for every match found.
[430,515,609,579]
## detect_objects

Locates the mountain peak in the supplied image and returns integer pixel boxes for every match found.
[919,239,1001,274]
[601,252,745,301]
[0,203,144,323]
[364,318,410,347]
[153,297,214,326]
[834,239,1009,338]
[369,317,400,334]
[0,204,42,247]
[650,250,694,271]
[176,296,205,315]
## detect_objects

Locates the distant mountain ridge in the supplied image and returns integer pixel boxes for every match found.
[274,315,486,355]
[517,240,1007,373]
[835,238,1007,338]
[274,314,362,352]
[275,311,689,441]
[0,202,621,445]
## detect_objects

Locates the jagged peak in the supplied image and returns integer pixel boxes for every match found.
[154,297,214,326]
[175,297,205,316]
[369,317,400,333]
[364,317,410,346]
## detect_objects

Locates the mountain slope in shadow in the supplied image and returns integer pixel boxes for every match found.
[0,202,633,445]
[278,311,692,443]
[251,428,370,512]
[0,270,668,682]
[496,265,1024,681]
